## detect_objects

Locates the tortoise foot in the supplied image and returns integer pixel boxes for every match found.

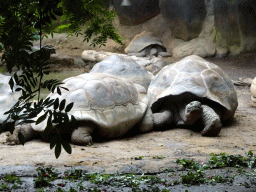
[201,119,222,137]
[71,127,93,146]
[6,124,35,145]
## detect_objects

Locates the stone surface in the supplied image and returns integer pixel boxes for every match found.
[159,0,207,41]
[32,44,56,54]
[81,50,165,68]
[33,0,256,59]
[171,0,229,58]
[172,37,216,58]
[49,54,74,66]
[112,0,160,26]
[214,0,256,54]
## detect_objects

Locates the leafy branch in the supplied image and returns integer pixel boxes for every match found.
[0,0,124,158]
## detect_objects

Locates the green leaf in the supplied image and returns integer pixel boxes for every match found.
[64,113,69,124]
[71,115,78,128]
[65,102,74,112]
[18,132,25,145]
[21,120,35,124]
[56,23,71,30]
[55,143,61,159]
[9,78,14,91]
[36,112,47,125]
[15,87,23,92]
[62,141,72,154]
[57,87,61,95]
[14,73,19,84]
[43,115,53,139]
[59,99,66,111]
[50,135,58,149]
[54,98,59,110]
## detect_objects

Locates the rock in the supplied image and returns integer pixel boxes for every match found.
[159,0,207,41]
[45,54,75,72]
[81,50,165,68]
[112,0,160,25]
[32,44,56,54]
[171,0,229,58]
[251,77,256,107]
[214,0,256,54]
[172,37,215,58]
[82,50,115,63]
[233,77,253,86]
[49,54,74,66]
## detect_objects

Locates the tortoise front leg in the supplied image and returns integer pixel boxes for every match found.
[6,124,37,144]
[127,49,147,57]
[139,108,154,133]
[153,110,173,129]
[71,124,94,146]
[201,105,222,136]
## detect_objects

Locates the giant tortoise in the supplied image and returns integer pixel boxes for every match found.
[0,74,21,124]
[125,31,171,57]
[146,55,238,136]
[7,73,153,145]
[90,55,154,90]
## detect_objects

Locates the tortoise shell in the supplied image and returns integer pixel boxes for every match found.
[90,55,153,90]
[32,73,148,138]
[124,31,166,54]
[147,55,238,121]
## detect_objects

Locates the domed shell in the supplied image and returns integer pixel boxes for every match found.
[32,73,148,138]
[124,31,166,54]
[90,55,153,90]
[148,55,238,121]
[0,74,21,123]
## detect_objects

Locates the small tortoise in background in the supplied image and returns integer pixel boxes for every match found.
[90,55,154,90]
[146,55,238,136]
[125,31,171,58]
[7,73,152,145]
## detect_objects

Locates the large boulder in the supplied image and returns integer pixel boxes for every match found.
[112,0,160,25]
[159,0,206,41]
[214,0,256,54]
[171,0,228,58]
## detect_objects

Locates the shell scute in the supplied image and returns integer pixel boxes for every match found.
[173,59,208,73]
[66,89,90,111]
[83,80,115,110]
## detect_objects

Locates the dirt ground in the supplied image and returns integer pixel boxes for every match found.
[0,51,256,177]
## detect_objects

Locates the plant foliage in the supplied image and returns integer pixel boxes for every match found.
[0,0,124,158]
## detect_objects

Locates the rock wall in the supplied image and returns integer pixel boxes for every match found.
[112,0,160,25]
[214,0,256,54]
[159,0,207,41]
[38,0,256,58]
